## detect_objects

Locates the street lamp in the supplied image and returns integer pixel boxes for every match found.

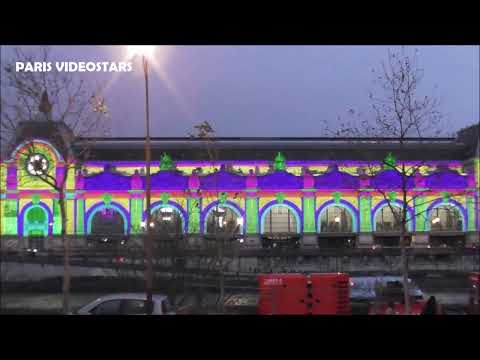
[128,45,156,315]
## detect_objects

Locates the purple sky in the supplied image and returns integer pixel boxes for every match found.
[2,45,478,137]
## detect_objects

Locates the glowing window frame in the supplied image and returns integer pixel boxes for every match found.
[372,200,414,232]
[260,201,302,234]
[19,201,53,237]
[86,202,129,235]
[145,201,187,234]
[425,199,466,232]
[202,200,244,235]
[317,200,358,233]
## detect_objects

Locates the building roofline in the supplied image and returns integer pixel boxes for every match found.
[76,136,457,142]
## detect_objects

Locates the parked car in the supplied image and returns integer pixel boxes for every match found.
[74,293,174,315]
[349,276,424,302]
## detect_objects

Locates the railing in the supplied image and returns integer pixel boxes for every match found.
[1,249,478,279]
[2,244,478,260]
[261,233,301,249]
[317,233,357,249]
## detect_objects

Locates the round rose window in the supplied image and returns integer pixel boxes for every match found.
[26,153,49,176]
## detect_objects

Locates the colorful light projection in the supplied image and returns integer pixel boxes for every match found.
[1,139,478,238]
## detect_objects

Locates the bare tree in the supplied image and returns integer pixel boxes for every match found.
[189,121,242,313]
[149,156,189,312]
[325,48,458,314]
[1,46,109,314]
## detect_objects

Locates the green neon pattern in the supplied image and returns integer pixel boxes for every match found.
[273,152,286,171]
[384,152,396,169]
[53,199,62,235]
[160,153,174,171]
[359,195,372,232]
[246,197,258,233]
[387,191,397,203]
[441,191,450,203]
[188,198,200,233]
[467,195,476,232]
[130,198,143,234]
[1,199,18,235]
[103,193,112,206]
[332,191,342,204]
[275,192,285,204]
[76,199,85,235]
[161,192,170,205]
[302,196,316,233]
[219,192,227,205]
[66,192,76,200]
[414,196,427,232]
[474,158,479,190]
[31,194,40,205]
[0,165,6,192]
[24,205,48,236]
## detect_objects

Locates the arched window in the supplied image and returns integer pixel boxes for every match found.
[205,205,242,235]
[149,206,184,236]
[90,208,125,235]
[263,205,298,234]
[375,205,402,232]
[429,205,463,231]
[24,206,48,237]
[319,206,353,232]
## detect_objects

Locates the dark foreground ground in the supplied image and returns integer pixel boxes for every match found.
[0,274,473,315]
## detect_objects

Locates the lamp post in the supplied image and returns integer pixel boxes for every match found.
[128,46,155,314]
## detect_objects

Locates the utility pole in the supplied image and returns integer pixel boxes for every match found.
[143,55,153,315]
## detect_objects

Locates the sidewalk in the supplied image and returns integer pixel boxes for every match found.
[1,293,107,313]
[422,291,470,305]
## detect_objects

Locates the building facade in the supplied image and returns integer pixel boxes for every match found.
[1,125,479,250]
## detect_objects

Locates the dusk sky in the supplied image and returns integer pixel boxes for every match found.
[2,45,478,138]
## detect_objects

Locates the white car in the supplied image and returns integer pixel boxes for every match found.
[349,276,424,301]
[74,293,174,315]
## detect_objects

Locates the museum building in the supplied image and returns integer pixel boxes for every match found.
[1,118,478,250]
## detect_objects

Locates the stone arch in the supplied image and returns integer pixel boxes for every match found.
[19,201,53,237]
[12,139,63,163]
[316,199,359,232]
[144,200,188,234]
[425,198,467,232]
[372,199,415,232]
[259,200,302,234]
[201,200,245,234]
[85,201,130,235]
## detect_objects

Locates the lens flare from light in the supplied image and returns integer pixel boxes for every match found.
[127,46,156,60]
[104,45,194,133]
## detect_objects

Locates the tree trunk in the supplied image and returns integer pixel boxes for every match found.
[59,192,71,315]
[401,189,411,315]
[400,231,410,314]
[218,235,225,313]
[170,239,178,311]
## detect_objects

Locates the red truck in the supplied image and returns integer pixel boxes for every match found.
[257,273,351,315]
